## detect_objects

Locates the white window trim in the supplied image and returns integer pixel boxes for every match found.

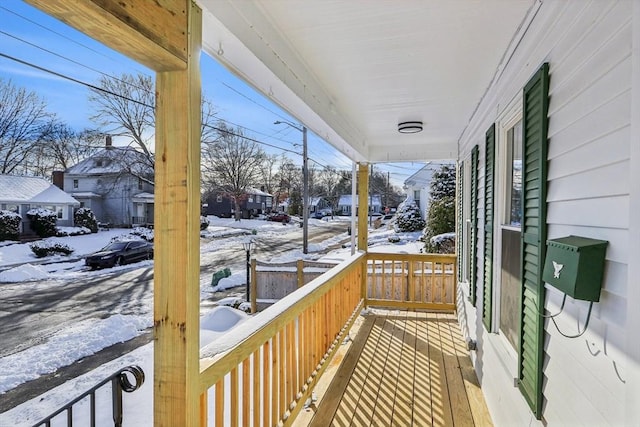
[491,93,523,372]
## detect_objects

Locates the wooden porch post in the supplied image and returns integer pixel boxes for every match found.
[23,0,203,425]
[357,163,369,251]
[154,3,202,425]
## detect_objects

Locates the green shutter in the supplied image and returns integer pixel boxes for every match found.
[518,62,549,419]
[483,124,496,330]
[469,145,479,305]
[457,161,465,282]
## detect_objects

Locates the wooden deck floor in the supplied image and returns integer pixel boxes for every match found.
[306,311,492,427]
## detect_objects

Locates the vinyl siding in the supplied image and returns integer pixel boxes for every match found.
[457,0,633,425]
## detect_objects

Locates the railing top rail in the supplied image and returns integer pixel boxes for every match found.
[198,251,365,392]
[366,252,456,262]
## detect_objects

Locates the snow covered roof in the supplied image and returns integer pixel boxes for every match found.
[65,146,153,176]
[338,194,381,206]
[0,175,79,205]
[246,187,273,197]
[404,161,455,187]
[70,192,102,198]
[131,192,154,203]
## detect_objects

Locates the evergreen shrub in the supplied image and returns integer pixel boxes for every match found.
[26,208,58,238]
[0,210,21,241]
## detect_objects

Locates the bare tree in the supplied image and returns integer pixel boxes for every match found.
[36,121,104,172]
[202,122,266,221]
[88,73,155,156]
[317,165,342,214]
[0,79,52,174]
[258,153,279,196]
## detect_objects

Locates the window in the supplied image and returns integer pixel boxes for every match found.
[96,160,103,167]
[256,195,261,202]
[506,121,523,227]
[73,179,79,189]
[138,178,143,190]
[216,195,222,203]
[413,190,420,201]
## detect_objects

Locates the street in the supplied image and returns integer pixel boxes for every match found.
[0,221,348,411]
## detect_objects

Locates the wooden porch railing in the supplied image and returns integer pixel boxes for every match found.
[365,253,457,311]
[199,253,365,426]
[197,252,456,426]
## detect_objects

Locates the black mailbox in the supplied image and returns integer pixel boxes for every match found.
[542,235,608,302]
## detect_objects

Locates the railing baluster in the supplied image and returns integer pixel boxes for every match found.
[215,379,224,427]
[90,391,96,427]
[263,340,271,427]
[67,407,72,427]
[253,349,260,427]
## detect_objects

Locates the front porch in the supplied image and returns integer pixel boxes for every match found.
[302,311,492,427]
[197,251,491,426]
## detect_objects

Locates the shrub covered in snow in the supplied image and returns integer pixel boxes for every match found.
[74,208,98,233]
[56,226,91,237]
[29,239,74,258]
[424,164,456,253]
[394,199,426,232]
[200,215,210,231]
[26,208,58,238]
[130,227,154,242]
[0,210,21,241]
[426,232,456,254]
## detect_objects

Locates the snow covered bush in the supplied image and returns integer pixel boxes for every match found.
[200,215,210,231]
[0,210,21,241]
[26,208,58,238]
[74,207,98,233]
[30,239,74,258]
[130,226,154,242]
[427,232,456,254]
[424,164,456,253]
[394,199,426,232]
[56,226,91,237]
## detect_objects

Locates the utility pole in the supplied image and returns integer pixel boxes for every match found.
[302,126,308,254]
[274,120,309,254]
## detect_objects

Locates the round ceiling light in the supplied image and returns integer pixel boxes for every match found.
[398,121,423,134]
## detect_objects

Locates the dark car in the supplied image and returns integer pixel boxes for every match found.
[266,212,291,223]
[85,240,154,269]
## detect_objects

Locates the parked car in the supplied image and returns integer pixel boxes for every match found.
[85,240,154,269]
[266,212,291,223]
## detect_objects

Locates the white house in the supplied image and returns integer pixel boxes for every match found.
[62,138,155,226]
[0,174,79,234]
[337,194,382,216]
[403,161,454,219]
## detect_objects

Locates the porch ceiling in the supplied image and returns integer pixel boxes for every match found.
[198,0,536,163]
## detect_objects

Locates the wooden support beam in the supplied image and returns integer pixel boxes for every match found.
[357,163,369,251]
[153,2,202,426]
[25,0,188,71]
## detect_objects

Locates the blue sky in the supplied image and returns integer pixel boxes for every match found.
[0,1,423,187]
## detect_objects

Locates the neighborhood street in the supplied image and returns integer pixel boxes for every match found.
[0,221,348,411]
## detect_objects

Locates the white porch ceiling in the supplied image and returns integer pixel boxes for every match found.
[198,0,537,163]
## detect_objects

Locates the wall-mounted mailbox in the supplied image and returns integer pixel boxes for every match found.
[542,235,608,302]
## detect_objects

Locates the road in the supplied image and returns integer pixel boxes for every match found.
[0,221,348,411]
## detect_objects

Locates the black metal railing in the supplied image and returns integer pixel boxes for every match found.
[31,365,145,427]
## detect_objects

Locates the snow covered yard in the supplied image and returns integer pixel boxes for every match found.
[0,215,424,425]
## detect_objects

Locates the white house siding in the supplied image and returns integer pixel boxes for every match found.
[457,1,635,425]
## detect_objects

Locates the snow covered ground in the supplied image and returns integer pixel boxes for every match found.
[0,215,423,425]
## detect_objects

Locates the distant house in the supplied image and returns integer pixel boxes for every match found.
[0,174,79,235]
[337,194,382,216]
[309,197,331,214]
[204,187,273,218]
[403,161,454,219]
[60,137,155,226]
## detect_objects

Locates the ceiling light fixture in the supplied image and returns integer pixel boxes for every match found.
[398,121,423,134]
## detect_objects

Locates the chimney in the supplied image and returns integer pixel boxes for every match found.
[106,135,112,148]
[52,171,64,189]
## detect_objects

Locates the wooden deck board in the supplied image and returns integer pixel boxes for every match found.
[309,310,493,427]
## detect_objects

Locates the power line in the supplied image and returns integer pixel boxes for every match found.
[0,30,152,93]
[0,51,155,109]
[0,5,149,75]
